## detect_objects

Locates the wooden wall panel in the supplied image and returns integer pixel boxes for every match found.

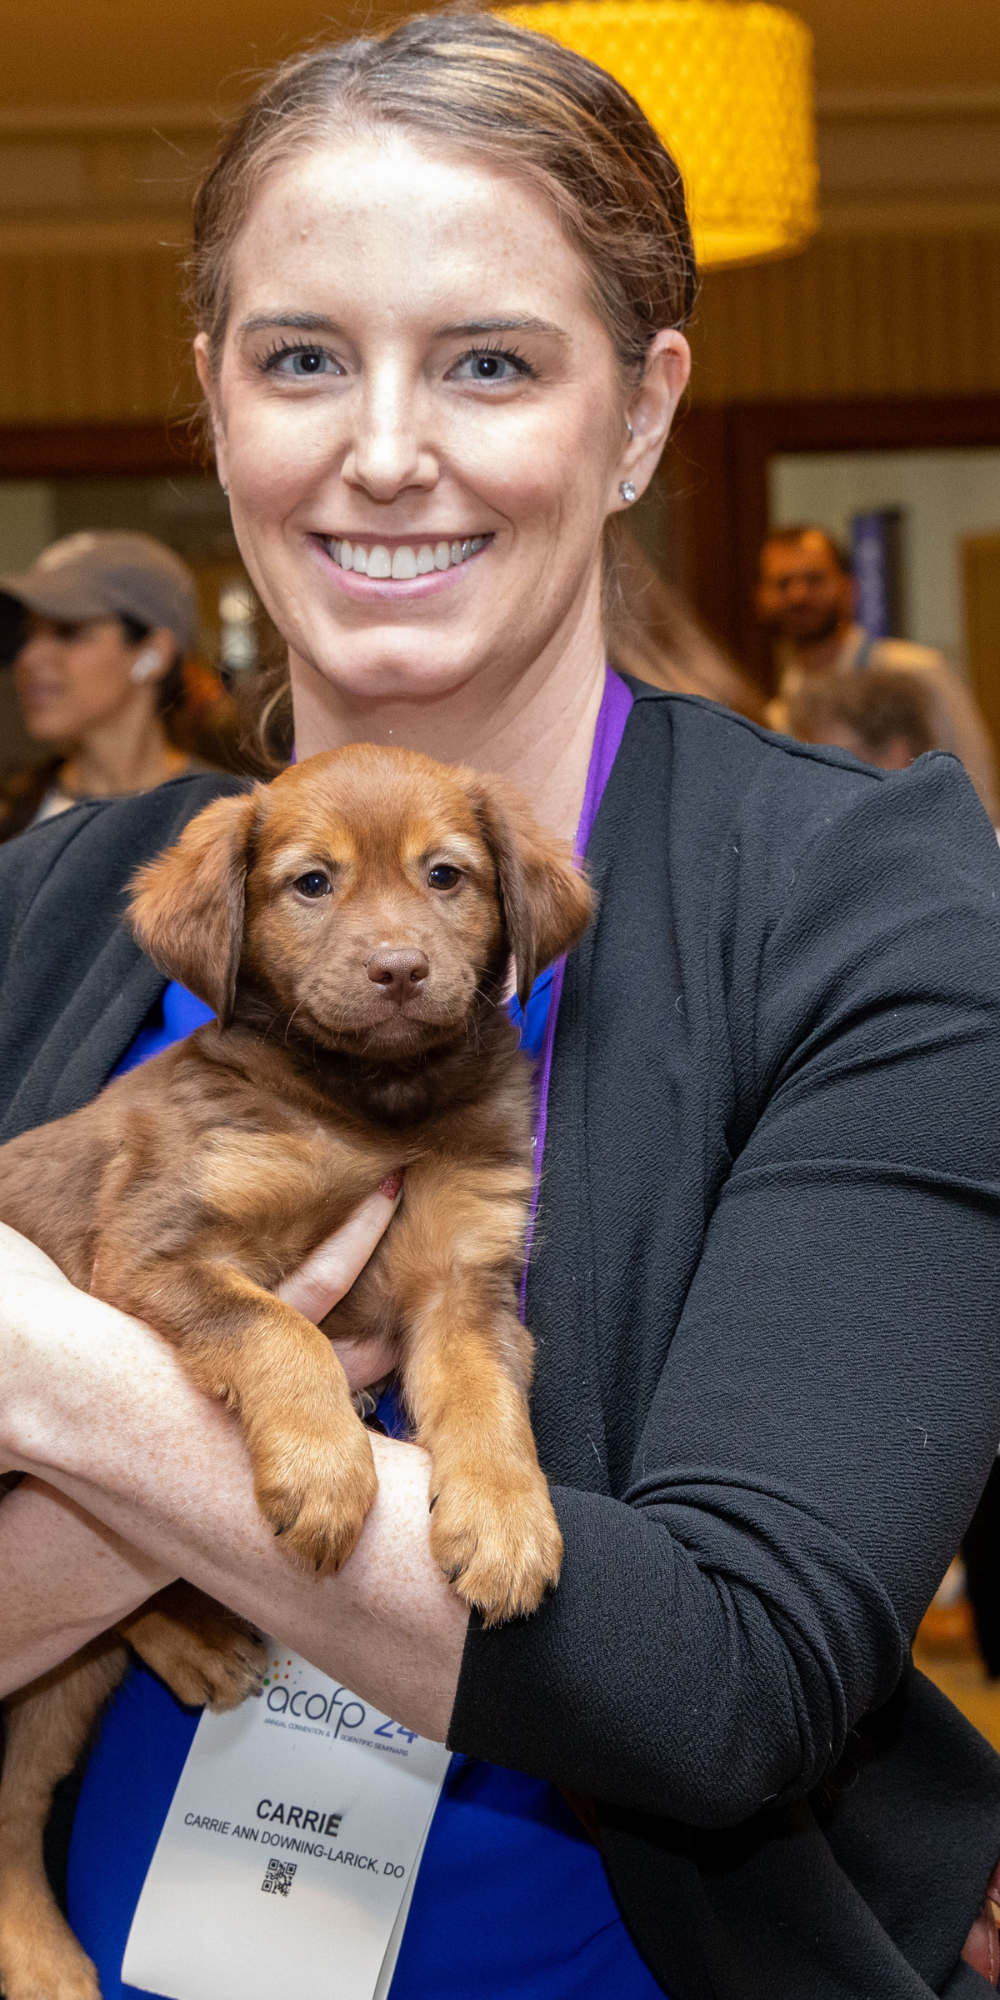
[691,231,1000,403]
[0,245,193,425]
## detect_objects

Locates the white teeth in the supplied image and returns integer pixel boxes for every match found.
[328,535,488,575]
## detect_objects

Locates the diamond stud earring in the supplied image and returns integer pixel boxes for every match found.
[620,481,637,503]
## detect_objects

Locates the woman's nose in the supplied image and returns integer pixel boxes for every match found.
[341,374,438,501]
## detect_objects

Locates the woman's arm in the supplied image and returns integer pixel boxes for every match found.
[0,1479,173,1689]
[0,1217,467,1736]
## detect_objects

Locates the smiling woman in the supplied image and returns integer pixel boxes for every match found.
[2,14,1000,2000]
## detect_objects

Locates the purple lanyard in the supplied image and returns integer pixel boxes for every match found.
[519,667,633,1310]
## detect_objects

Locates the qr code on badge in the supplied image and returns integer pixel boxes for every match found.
[262,1859,297,1897]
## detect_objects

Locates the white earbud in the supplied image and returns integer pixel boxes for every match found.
[130,647,163,685]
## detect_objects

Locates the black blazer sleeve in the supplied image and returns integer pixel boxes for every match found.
[449,750,1000,1830]
[0,774,245,1141]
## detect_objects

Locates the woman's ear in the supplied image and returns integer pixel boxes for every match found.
[126,790,263,1025]
[618,328,692,509]
[194,332,229,494]
[467,778,594,1007]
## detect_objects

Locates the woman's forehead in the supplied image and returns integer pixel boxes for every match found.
[225,131,594,330]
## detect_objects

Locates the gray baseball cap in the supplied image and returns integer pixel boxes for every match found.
[0,531,200,655]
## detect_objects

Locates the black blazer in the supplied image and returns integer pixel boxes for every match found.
[3,686,1000,1999]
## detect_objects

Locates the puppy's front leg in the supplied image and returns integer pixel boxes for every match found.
[402,1284,563,1626]
[111,1261,377,1573]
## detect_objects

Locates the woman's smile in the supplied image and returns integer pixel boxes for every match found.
[311,530,493,600]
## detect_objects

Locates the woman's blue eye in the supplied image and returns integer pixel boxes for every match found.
[451,350,530,383]
[269,348,339,378]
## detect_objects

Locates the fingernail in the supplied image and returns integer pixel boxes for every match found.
[378,1170,404,1201]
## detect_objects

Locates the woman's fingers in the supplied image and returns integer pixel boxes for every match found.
[277,1174,403,1331]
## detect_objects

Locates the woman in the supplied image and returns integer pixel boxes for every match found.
[2,17,1000,1998]
[0,531,210,840]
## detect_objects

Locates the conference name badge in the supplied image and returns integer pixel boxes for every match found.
[122,1642,451,2000]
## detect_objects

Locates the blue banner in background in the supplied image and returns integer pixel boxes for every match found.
[851,508,905,641]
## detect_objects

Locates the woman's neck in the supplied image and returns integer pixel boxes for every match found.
[291,615,608,846]
[60,703,188,800]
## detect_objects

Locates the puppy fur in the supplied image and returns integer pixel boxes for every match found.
[0,744,592,2000]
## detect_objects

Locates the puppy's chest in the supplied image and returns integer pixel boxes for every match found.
[194,1115,395,1239]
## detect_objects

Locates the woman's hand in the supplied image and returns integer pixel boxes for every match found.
[277,1171,403,1394]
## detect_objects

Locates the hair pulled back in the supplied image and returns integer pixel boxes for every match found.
[190,10,697,379]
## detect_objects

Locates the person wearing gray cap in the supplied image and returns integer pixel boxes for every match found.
[0,531,206,841]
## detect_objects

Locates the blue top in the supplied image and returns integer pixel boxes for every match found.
[67,677,666,1997]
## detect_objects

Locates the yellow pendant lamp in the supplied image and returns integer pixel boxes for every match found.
[500,0,819,268]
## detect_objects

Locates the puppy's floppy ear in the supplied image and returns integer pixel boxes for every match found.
[467,777,594,1008]
[126,790,263,1026]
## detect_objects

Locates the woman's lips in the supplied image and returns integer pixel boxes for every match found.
[309,532,492,599]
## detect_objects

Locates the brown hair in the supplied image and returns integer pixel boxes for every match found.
[761,524,852,577]
[786,669,934,762]
[190,10,696,380]
[605,530,764,722]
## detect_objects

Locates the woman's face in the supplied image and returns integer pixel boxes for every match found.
[200,130,688,709]
[14,615,146,743]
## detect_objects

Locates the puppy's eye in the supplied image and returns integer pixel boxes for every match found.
[427,864,462,891]
[293,870,332,899]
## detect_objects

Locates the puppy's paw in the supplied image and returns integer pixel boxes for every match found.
[429,1467,563,1626]
[126,1607,267,1713]
[254,1415,378,1573]
[0,1909,102,2000]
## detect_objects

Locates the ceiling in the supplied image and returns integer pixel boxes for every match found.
[1,0,997,109]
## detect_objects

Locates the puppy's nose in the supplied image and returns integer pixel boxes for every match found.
[366,948,430,1000]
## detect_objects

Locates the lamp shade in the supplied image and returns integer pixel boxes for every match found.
[500,0,818,268]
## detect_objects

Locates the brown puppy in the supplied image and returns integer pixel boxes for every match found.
[0,745,592,2000]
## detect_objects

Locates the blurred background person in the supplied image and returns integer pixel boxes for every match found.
[785,666,933,771]
[757,523,999,817]
[0,531,221,842]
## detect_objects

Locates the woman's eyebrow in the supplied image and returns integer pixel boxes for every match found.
[236,312,343,335]
[434,316,567,340]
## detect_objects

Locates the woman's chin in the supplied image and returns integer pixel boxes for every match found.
[294,633,504,706]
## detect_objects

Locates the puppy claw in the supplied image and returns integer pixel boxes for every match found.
[125,1605,267,1713]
